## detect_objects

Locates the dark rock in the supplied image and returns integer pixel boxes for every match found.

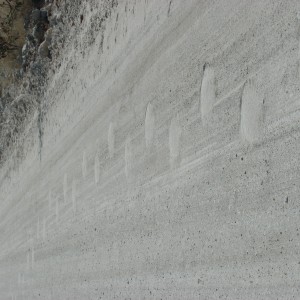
[33,25,45,42]
[31,9,41,23]
[32,0,45,9]
[27,34,36,45]
[40,9,49,22]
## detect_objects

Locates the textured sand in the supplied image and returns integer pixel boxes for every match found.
[1,0,300,299]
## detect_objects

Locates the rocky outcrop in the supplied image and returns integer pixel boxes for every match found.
[0,0,118,164]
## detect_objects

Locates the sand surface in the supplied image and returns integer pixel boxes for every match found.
[1,0,300,299]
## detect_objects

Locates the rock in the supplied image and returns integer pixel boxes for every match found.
[27,34,36,45]
[40,9,48,22]
[32,0,45,9]
[38,40,49,58]
[40,4,52,22]
[33,25,45,42]
[31,9,41,23]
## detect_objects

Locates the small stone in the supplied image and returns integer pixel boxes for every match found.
[31,9,41,22]
[27,34,36,44]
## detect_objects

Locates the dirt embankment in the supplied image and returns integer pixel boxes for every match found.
[0,0,32,88]
[0,0,118,164]
[0,0,52,162]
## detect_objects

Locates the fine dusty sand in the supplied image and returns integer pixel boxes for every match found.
[1,0,300,299]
